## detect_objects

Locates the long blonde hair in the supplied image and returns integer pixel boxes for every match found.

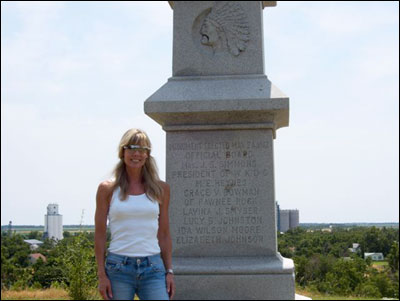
[112,129,163,204]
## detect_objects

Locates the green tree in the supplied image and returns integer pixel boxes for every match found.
[355,281,382,298]
[369,271,397,298]
[293,255,309,287]
[324,259,365,295]
[27,231,42,240]
[60,232,97,300]
[31,257,65,288]
[1,232,31,289]
[63,231,72,238]
[387,242,399,272]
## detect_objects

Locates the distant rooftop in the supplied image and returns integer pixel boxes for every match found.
[23,239,43,245]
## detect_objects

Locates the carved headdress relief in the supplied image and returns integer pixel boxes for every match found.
[200,2,250,56]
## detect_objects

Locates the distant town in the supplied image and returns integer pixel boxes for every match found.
[2,202,398,236]
[2,222,399,233]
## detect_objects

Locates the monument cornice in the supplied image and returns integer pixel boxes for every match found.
[168,1,277,10]
[144,74,289,137]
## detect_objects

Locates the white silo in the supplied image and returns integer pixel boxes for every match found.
[279,210,290,232]
[289,209,299,229]
[44,203,63,241]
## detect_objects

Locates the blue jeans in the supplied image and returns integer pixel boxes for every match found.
[105,252,169,300]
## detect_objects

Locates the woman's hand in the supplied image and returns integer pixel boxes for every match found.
[166,273,176,299]
[98,275,113,300]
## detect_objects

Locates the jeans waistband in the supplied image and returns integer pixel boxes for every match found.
[107,252,161,265]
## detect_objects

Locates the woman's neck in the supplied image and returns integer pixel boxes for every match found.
[126,167,143,184]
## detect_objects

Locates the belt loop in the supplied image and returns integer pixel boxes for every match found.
[123,256,128,265]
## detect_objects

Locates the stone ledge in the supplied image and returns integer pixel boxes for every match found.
[145,75,288,104]
[163,122,275,132]
[144,75,289,133]
[173,254,294,275]
[295,294,312,300]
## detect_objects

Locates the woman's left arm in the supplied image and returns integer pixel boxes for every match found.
[158,182,175,299]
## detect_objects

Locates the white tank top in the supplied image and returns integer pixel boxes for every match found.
[108,187,161,257]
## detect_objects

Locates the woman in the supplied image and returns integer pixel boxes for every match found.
[95,128,175,300]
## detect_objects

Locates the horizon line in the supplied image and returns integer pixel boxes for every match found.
[2,221,399,227]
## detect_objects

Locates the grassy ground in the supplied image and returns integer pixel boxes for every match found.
[0,289,135,300]
[371,261,389,272]
[2,288,395,300]
[295,286,388,300]
[0,288,70,300]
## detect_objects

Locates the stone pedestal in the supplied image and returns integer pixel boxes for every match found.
[144,1,294,299]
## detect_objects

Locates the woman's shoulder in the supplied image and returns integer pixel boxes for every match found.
[97,180,115,196]
[158,180,170,191]
[157,181,170,205]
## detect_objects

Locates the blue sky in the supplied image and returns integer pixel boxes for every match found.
[1,1,399,225]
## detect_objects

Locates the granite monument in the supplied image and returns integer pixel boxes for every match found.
[145,1,294,299]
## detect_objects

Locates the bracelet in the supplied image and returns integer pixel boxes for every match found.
[166,269,174,275]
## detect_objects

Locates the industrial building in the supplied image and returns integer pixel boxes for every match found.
[44,203,63,241]
[276,202,299,232]
[289,209,299,229]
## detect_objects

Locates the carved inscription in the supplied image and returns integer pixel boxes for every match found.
[169,138,270,247]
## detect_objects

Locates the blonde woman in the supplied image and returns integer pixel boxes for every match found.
[95,129,175,300]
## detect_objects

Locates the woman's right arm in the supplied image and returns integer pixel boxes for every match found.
[95,181,113,300]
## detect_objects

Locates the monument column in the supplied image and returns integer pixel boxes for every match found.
[145,1,295,299]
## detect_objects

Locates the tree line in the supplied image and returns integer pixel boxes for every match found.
[1,226,399,299]
[279,226,399,298]
[1,230,104,299]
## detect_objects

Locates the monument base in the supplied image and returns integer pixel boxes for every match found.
[173,254,295,300]
[145,72,294,300]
